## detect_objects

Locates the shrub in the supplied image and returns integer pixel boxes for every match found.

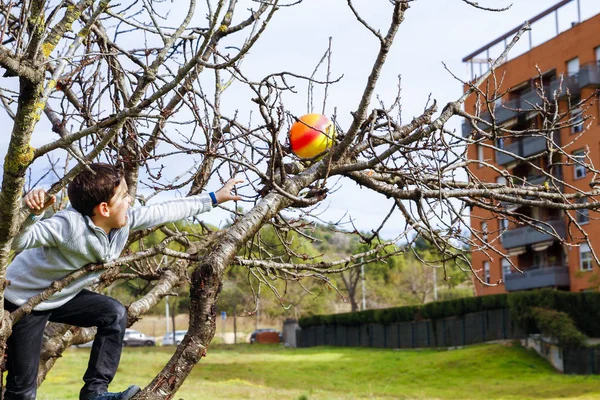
[507,289,600,337]
[529,307,587,349]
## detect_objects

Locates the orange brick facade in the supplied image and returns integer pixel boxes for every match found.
[465,11,600,296]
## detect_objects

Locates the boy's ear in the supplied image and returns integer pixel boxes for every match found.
[95,202,110,217]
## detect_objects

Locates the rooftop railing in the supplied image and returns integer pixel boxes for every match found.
[464,0,600,80]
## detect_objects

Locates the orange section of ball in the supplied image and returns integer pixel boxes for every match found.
[289,114,335,159]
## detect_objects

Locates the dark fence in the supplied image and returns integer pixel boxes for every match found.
[564,347,600,374]
[297,309,523,349]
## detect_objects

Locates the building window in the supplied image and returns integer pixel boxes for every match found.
[483,261,490,284]
[595,46,600,64]
[576,198,589,224]
[598,94,600,125]
[567,57,579,77]
[481,222,488,242]
[477,144,484,168]
[498,217,508,245]
[580,243,593,271]
[496,137,505,150]
[533,251,547,268]
[573,150,586,179]
[499,218,508,231]
[571,107,583,133]
[501,258,511,282]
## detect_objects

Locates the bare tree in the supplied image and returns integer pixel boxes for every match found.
[0,0,597,398]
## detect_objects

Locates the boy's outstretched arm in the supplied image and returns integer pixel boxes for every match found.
[128,177,244,232]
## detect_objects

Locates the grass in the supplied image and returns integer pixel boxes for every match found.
[37,342,600,400]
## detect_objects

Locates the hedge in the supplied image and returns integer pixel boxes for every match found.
[299,289,600,338]
[529,307,587,349]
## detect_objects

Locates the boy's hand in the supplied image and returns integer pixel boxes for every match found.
[214,178,244,204]
[24,189,56,215]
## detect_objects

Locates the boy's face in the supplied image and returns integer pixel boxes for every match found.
[106,178,132,229]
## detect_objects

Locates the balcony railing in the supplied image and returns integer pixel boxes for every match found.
[504,265,570,292]
[522,136,547,157]
[500,172,564,210]
[496,136,547,166]
[548,73,580,99]
[501,219,566,250]
[513,174,546,187]
[578,62,600,88]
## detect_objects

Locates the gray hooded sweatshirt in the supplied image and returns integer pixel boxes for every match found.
[6,194,213,311]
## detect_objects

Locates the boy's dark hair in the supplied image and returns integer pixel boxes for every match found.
[68,163,123,217]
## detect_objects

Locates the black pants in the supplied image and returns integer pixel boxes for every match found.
[4,290,127,400]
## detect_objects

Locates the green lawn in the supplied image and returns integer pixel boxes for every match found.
[37,343,600,399]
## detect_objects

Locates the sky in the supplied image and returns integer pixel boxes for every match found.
[2,0,600,239]
[207,0,600,239]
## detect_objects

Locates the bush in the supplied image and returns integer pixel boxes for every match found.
[507,289,600,337]
[529,307,587,349]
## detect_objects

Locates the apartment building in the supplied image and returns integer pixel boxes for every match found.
[464,0,600,296]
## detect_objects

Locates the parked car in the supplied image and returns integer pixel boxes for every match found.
[249,328,282,344]
[162,330,187,346]
[123,329,155,347]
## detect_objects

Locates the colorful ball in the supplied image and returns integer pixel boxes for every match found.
[289,114,335,159]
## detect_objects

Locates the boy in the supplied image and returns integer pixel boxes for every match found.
[5,163,242,400]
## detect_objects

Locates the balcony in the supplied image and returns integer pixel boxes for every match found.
[500,172,564,210]
[520,87,546,109]
[496,142,517,165]
[548,74,580,99]
[462,120,472,137]
[522,136,547,157]
[486,98,522,126]
[578,63,600,88]
[504,265,570,292]
[495,136,547,166]
[501,219,566,250]
[512,174,546,187]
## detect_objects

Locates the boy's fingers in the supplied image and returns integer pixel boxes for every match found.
[228,178,244,186]
[223,178,244,191]
[24,191,55,211]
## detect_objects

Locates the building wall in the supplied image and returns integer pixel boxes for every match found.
[466,12,600,296]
